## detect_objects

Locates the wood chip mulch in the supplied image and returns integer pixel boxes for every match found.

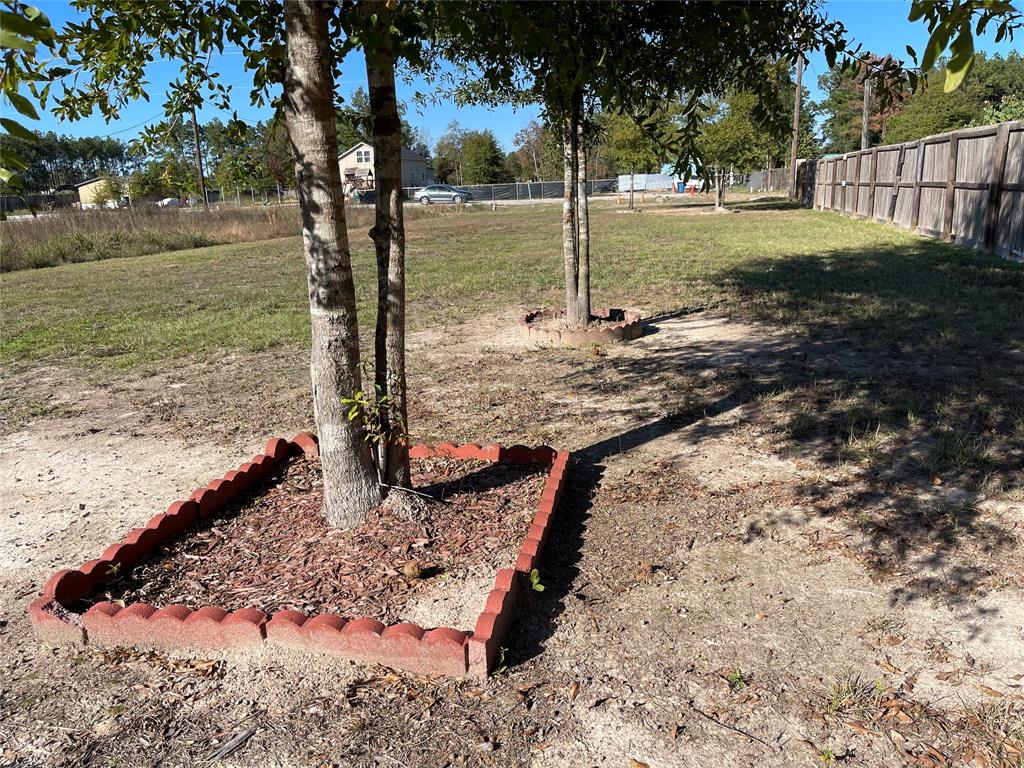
[90,455,546,623]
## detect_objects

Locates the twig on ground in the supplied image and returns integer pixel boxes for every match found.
[207,726,256,762]
[379,482,445,501]
[687,702,778,752]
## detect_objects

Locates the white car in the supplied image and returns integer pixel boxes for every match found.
[156,197,181,208]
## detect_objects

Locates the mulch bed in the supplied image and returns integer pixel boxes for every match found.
[86,455,546,624]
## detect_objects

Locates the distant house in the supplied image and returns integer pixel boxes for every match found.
[74,177,124,209]
[338,141,434,190]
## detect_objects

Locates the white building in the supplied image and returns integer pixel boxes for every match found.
[338,141,434,190]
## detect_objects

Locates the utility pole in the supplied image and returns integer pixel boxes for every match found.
[788,55,803,200]
[861,74,874,151]
[190,105,209,208]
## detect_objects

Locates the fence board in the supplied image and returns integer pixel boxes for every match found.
[804,120,1023,259]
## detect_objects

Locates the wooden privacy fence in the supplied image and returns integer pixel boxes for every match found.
[809,120,1024,259]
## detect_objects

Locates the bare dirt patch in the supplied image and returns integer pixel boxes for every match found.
[3,304,1023,767]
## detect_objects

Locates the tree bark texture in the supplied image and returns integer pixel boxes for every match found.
[562,109,582,327]
[575,116,591,323]
[561,86,591,328]
[362,1,410,488]
[283,0,382,528]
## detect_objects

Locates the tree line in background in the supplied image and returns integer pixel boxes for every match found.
[8,52,1022,201]
[817,51,1024,154]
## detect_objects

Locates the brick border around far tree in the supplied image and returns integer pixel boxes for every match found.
[517,307,642,346]
[28,435,570,679]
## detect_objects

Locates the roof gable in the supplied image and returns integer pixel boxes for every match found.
[338,141,430,164]
[338,141,372,160]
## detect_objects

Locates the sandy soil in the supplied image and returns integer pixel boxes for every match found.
[1,309,1022,767]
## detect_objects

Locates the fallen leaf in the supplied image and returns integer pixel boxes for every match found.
[629,760,650,768]
[567,681,580,702]
[978,685,1004,698]
[846,720,869,734]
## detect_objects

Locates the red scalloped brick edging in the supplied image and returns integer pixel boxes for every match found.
[28,435,569,678]
[518,307,642,346]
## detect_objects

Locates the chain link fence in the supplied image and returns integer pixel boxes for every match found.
[399,178,618,202]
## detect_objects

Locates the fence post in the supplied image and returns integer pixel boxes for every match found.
[984,123,1010,252]
[867,148,879,221]
[942,131,959,242]
[910,141,925,234]
[840,156,848,213]
[851,152,861,216]
[887,143,906,223]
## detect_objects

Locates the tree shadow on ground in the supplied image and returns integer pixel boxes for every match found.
[519,233,1024,661]
[726,198,803,212]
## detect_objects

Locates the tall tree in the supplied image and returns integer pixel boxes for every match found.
[512,120,546,180]
[460,130,509,184]
[816,56,906,153]
[432,120,467,184]
[885,53,1024,142]
[336,84,419,153]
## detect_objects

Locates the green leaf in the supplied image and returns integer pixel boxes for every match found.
[944,26,975,92]
[907,0,933,22]
[7,92,40,120]
[920,20,954,72]
[905,44,917,61]
[0,29,35,51]
[0,117,37,141]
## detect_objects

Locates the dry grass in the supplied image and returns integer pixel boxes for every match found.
[0,203,450,271]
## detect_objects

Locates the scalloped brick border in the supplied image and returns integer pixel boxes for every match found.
[517,307,642,346]
[28,435,570,678]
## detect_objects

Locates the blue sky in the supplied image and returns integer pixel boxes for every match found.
[32,0,1020,152]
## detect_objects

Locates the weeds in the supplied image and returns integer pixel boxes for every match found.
[963,700,1024,766]
[823,671,882,717]
[724,669,749,691]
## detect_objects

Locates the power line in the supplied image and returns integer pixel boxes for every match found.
[104,112,166,136]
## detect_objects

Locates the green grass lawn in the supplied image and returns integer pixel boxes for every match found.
[2,201,1023,370]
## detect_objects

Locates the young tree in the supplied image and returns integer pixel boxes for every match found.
[355,0,414,488]
[602,110,664,209]
[127,161,168,201]
[277,0,382,524]
[697,93,764,209]
[54,0,434,526]
[90,170,122,207]
[437,1,875,329]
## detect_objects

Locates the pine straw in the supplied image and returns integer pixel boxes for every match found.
[92,456,546,623]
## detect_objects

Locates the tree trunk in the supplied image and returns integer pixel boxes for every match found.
[562,111,582,327]
[575,116,590,323]
[629,172,635,210]
[715,168,724,210]
[363,0,409,488]
[282,0,382,528]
